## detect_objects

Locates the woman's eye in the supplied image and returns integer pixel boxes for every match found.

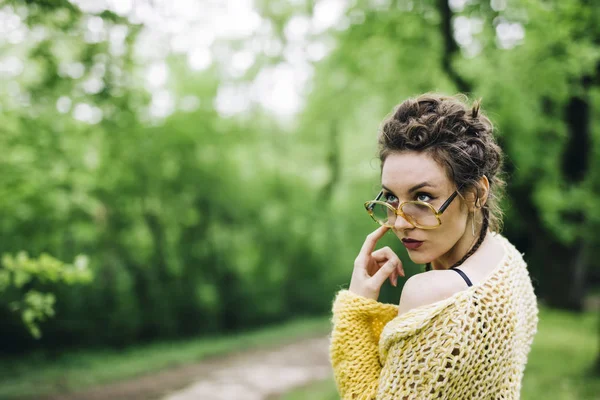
[384,193,398,204]
[416,193,433,202]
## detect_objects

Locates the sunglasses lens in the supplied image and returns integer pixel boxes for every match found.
[401,202,439,228]
[368,202,395,227]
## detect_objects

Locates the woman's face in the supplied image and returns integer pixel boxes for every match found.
[381,151,471,267]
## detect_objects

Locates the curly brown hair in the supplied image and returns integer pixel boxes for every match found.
[377,93,506,269]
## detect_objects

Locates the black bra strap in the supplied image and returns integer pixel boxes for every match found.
[450,267,473,287]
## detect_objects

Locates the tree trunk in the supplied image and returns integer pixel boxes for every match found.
[437,0,471,93]
[318,120,341,205]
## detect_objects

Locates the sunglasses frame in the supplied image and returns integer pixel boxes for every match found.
[364,189,461,229]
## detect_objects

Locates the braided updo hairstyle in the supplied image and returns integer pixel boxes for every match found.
[378,93,506,271]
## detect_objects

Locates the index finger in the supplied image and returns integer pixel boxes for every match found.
[359,225,390,257]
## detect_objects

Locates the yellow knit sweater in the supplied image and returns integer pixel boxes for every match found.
[329,234,538,399]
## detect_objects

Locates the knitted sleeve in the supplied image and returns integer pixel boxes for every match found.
[329,290,399,400]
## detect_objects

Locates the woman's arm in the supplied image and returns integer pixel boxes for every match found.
[329,290,399,400]
[330,226,403,399]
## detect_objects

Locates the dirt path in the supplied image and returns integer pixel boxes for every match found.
[163,336,331,400]
[42,336,332,400]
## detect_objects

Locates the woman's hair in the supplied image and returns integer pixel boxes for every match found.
[378,93,506,269]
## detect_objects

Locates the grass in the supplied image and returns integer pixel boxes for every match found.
[280,378,338,400]
[521,306,600,400]
[282,306,600,400]
[0,316,331,400]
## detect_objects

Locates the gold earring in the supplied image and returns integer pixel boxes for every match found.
[472,209,476,236]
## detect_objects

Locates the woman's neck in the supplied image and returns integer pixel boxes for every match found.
[431,229,490,270]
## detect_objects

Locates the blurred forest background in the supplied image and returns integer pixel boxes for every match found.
[1,0,600,398]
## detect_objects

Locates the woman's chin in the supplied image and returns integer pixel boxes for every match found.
[405,250,433,266]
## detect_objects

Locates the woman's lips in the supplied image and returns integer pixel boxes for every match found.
[402,239,424,250]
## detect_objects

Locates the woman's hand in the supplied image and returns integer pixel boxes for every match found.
[349,226,405,301]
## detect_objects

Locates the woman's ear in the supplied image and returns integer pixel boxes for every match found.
[463,189,478,212]
[478,175,490,207]
[466,176,490,211]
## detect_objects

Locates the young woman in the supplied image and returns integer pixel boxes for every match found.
[329,94,538,399]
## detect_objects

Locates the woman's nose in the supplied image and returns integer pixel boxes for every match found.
[393,212,414,230]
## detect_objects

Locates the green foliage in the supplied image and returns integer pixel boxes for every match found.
[0,0,598,357]
[0,252,92,338]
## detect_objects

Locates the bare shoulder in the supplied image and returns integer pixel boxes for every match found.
[398,234,508,316]
[398,269,468,316]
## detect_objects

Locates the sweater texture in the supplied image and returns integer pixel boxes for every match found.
[329,234,538,399]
